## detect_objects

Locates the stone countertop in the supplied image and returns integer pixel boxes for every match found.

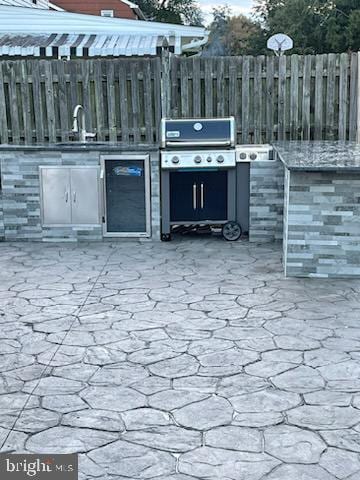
[0,142,159,152]
[273,141,360,171]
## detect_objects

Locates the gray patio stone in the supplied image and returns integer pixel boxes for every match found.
[179,447,280,479]
[26,426,118,453]
[80,386,146,411]
[89,363,148,386]
[173,395,233,430]
[88,440,176,478]
[245,361,295,378]
[271,366,325,393]
[205,426,262,452]
[0,408,60,433]
[62,409,125,432]
[288,405,360,429]
[0,427,28,453]
[122,425,201,452]
[198,349,259,376]
[149,389,209,411]
[84,346,127,365]
[130,376,171,395]
[264,425,326,463]
[230,388,301,413]
[122,408,171,430]
[265,464,337,479]
[233,412,284,427]
[148,354,199,378]
[42,394,88,413]
[217,373,269,397]
[304,390,351,406]
[319,447,360,479]
[0,353,34,372]
[0,392,39,411]
[320,429,360,453]
[22,376,84,395]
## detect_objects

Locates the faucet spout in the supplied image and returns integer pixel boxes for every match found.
[72,104,94,142]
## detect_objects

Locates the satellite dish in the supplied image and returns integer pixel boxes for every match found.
[267,33,293,55]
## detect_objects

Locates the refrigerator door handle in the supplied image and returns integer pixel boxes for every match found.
[193,183,197,210]
[200,182,204,209]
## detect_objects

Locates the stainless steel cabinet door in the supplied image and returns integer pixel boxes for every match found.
[70,167,100,225]
[41,168,71,225]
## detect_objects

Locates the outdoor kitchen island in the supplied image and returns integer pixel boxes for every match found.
[274,141,360,279]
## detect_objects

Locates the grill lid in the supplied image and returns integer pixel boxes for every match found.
[161,117,235,148]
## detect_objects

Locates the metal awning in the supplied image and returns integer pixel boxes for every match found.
[0,33,174,57]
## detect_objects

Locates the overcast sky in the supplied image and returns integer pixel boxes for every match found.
[199,0,255,24]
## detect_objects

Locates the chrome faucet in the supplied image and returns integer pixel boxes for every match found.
[72,104,96,142]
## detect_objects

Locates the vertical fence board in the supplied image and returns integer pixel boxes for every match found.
[8,62,20,144]
[204,58,213,117]
[254,56,263,143]
[241,56,250,143]
[326,54,336,139]
[106,61,116,142]
[314,55,324,140]
[94,60,104,141]
[349,53,358,141]
[266,56,274,142]
[192,56,201,117]
[20,62,32,144]
[180,60,189,117]
[143,61,153,143]
[217,57,225,117]
[130,61,140,143]
[0,62,8,144]
[290,55,299,140]
[118,61,129,143]
[56,60,69,142]
[278,55,286,140]
[338,53,348,141]
[302,55,311,140]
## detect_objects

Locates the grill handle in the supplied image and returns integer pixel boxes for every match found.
[165,140,232,147]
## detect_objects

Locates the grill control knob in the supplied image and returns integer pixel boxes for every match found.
[171,156,180,164]
[250,153,258,160]
[216,155,225,163]
[206,156,212,163]
[239,152,247,160]
[194,155,202,164]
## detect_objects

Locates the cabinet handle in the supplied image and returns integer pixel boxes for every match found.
[200,183,204,209]
[193,183,197,210]
[73,191,77,203]
[65,191,69,203]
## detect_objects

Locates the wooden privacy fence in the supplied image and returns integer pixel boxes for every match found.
[0,53,358,145]
[0,58,162,144]
[169,53,359,143]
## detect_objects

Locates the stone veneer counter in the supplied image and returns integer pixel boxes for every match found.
[273,141,360,278]
[0,144,160,242]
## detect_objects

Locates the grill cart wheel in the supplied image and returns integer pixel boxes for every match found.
[222,221,242,241]
[161,233,172,242]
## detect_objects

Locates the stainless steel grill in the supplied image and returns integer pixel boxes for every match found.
[160,117,240,241]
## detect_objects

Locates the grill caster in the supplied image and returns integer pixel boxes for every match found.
[161,233,172,242]
[222,221,242,241]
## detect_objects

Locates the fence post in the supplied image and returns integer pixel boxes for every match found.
[357,52,360,143]
[161,49,171,118]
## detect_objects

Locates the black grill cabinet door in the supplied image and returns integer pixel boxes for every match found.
[197,171,228,221]
[170,171,199,222]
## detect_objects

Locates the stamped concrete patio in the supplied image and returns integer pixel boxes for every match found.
[1,239,360,479]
